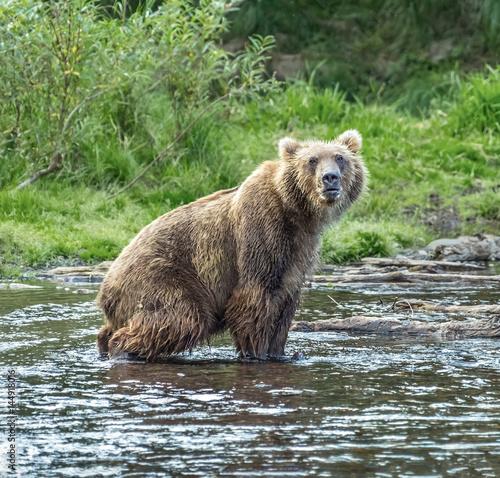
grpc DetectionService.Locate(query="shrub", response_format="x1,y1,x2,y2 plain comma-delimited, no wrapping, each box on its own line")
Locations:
0,0,279,190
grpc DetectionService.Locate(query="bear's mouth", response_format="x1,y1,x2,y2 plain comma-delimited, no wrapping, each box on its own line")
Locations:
322,187,342,202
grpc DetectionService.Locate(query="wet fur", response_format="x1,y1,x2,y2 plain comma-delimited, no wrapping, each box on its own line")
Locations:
97,130,367,361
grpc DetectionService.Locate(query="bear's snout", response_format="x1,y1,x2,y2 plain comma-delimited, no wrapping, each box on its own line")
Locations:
322,171,341,190
321,170,342,202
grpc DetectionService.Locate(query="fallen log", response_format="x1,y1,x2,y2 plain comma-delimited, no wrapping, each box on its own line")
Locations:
317,265,403,275
313,271,500,284
290,315,500,338
359,257,486,271
394,299,500,315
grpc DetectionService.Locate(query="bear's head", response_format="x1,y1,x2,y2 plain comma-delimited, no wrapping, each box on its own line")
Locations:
278,130,366,209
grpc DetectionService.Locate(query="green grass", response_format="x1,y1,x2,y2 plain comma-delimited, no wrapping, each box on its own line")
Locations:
0,187,156,273
1,67,500,278
321,218,429,265
444,66,500,134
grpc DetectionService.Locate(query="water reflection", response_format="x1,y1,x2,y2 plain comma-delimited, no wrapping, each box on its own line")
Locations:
1,281,500,477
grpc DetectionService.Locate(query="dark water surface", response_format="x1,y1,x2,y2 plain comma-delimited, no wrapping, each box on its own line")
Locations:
1,280,500,477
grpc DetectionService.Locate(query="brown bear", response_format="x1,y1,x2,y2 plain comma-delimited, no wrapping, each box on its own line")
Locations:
97,130,367,361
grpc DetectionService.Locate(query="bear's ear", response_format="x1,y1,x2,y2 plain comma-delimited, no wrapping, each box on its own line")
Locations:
336,129,362,154
279,137,300,159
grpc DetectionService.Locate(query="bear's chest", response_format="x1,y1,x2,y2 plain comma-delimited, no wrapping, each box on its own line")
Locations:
279,222,321,294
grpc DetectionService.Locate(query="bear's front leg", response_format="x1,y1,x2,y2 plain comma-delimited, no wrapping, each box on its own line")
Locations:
224,286,280,360
267,290,300,358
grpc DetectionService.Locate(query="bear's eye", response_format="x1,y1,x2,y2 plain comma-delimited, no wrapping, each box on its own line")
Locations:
309,156,318,165
336,154,344,163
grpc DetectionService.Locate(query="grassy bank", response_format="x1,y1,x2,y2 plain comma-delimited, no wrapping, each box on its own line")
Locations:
1,69,499,278
0,1,499,278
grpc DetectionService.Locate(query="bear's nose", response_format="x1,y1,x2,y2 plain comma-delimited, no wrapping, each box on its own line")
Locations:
322,171,340,188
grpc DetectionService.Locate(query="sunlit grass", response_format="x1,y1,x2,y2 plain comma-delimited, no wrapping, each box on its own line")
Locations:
444,66,500,134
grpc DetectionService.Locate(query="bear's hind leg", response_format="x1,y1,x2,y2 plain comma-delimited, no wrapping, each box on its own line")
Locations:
108,305,215,361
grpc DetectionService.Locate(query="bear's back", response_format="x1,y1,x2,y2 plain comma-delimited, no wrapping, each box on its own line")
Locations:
98,186,240,325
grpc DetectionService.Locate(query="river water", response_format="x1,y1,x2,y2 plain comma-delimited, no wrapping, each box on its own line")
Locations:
1,279,500,477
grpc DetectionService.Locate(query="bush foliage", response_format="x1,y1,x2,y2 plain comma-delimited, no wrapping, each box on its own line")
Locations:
0,0,278,189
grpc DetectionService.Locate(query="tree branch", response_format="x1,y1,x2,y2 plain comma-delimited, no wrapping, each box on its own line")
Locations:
106,93,230,201
63,88,109,134
17,153,63,190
